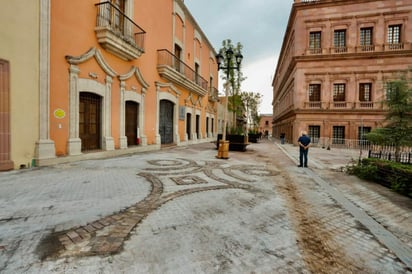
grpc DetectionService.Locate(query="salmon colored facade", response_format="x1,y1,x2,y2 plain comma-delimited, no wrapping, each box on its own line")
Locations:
0,0,220,169
258,114,272,137
272,0,412,145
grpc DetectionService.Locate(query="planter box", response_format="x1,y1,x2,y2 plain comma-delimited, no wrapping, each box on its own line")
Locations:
248,133,261,143
217,134,249,152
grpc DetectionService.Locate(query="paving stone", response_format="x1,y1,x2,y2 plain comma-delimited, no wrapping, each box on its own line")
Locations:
0,141,410,273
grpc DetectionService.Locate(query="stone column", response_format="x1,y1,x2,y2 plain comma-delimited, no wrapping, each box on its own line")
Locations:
67,65,82,155
103,75,115,150
35,0,56,161
119,81,127,149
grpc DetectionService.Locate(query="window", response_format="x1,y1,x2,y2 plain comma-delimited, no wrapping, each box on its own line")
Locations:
111,0,125,32
388,25,401,44
265,121,269,125
195,63,200,84
332,126,345,144
308,126,320,143
385,81,400,101
309,84,321,101
333,84,345,101
174,44,182,72
359,83,371,101
309,31,321,53
360,27,373,46
334,29,346,52
358,126,371,145
360,27,373,51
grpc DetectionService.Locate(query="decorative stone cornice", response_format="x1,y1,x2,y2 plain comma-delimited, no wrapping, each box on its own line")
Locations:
65,47,117,77
119,66,150,93
155,81,181,97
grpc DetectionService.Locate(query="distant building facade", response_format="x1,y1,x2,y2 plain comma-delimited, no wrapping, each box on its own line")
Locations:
259,114,272,137
0,0,219,170
272,0,412,145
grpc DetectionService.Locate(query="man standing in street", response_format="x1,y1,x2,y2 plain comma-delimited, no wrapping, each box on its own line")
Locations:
298,131,311,167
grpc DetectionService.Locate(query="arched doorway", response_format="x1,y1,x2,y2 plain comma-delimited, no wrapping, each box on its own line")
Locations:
159,99,174,144
79,92,102,151
125,101,139,146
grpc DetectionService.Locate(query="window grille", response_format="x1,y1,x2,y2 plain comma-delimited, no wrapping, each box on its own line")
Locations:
360,27,373,46
388,25,401,44
359,83,371,102
334,29,346,48
333,84,345,102
332,126,345,144
309,84,321,101
308,125,320,143
309,32,321,51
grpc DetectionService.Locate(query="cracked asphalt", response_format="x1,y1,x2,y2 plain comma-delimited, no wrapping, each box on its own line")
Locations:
0,139,411,273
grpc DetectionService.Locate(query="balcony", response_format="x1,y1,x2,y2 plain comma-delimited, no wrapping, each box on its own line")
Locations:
304,101,323,108
304,101,384,110
356,101,375,109
305,42,412,56
384,43,404,51
95,1,146,61
157,49,208,97
307,48,322,55
209,87,219,102
331,47,348,54
356,45,375,52
331,101,348,108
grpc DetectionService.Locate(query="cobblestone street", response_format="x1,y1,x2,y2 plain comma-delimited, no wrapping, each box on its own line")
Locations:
0,140,411,273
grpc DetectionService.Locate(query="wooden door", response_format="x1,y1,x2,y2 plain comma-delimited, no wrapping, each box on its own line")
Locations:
79,92,101,151
186,113,191,140
125,101,138,146
159,100,174,144
0,59,13,170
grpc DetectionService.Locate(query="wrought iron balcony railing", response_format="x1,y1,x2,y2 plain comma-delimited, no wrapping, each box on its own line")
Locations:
95,1,146,60
157,49,208,95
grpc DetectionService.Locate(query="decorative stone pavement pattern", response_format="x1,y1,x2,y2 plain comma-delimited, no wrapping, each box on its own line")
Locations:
37,158,279,259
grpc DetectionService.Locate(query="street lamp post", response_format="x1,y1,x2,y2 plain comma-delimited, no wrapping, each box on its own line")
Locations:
215,48,243,159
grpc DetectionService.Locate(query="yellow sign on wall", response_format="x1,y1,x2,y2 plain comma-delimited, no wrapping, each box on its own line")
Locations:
54,108,66,119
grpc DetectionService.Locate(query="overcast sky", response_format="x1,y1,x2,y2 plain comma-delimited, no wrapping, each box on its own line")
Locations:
184,0,293,114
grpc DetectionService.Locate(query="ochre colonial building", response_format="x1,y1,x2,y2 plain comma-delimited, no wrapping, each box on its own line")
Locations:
0,0,219,170
272,0,412,145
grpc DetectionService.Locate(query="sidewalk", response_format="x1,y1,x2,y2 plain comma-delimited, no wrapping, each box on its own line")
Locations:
274,139,362,170
0,140,411,273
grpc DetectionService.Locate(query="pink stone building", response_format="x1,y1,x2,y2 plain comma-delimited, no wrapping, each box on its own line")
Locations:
272,0,412,145
259,114,272,137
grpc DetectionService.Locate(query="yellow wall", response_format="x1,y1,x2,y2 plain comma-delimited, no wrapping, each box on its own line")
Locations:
0,0,40,168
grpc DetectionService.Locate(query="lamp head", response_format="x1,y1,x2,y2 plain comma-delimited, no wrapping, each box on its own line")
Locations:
216,53,223,70
225,48,234,60
235,53,243,66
